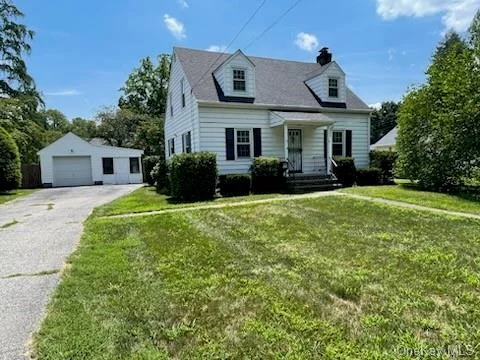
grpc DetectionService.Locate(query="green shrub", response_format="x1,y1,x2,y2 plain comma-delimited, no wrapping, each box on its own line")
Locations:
333,157,356,187
356,167,382,186
0,127,21,191
143,155,161,186
219,174,251,197
151,161,169,194
370,150,397,184
169,152,217,201
251,157,284,193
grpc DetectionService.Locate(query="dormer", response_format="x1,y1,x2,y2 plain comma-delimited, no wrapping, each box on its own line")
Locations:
213,50,256,99
305,48,346,104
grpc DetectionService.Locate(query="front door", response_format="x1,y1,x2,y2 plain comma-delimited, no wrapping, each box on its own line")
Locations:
288,129,302,173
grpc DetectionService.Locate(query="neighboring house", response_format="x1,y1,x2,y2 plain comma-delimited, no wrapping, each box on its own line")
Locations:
164,47,371,175
38,132,144,187
371,126,397,151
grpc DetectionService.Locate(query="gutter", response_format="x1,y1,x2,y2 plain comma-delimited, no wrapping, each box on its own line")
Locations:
197,100,372,115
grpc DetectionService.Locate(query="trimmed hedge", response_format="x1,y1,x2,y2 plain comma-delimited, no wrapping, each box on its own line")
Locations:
333,157,356,187
151,161,169,194
219,174,251,197
251,157,285,193
143,155,161,186
169,152,217,201
0,127,21,191
356,167,382,186
370,150,397,184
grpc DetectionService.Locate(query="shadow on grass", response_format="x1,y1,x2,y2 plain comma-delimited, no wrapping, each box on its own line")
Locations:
398,182,480,204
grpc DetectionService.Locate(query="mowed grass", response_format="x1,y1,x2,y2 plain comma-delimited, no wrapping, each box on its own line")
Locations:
0,189,35,205
342,184,480,215
93,186,283,217
34,196,480,359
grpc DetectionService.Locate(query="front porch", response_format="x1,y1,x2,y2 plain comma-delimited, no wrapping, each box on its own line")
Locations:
270,111,336,177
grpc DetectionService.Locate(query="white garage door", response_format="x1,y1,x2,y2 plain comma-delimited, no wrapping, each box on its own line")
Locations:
53,156,93,187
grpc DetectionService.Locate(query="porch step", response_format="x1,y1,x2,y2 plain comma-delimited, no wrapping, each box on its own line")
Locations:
286,175,342,194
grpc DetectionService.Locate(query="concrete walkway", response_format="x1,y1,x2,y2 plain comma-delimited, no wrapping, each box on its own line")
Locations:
0,185,141,360
341,193,480,220
104,190,480,222
103,191,342,219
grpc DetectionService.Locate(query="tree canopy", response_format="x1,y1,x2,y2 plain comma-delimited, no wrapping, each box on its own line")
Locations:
119,55,170,117
0,0,37,98
397,13,480,191
370,101,399,144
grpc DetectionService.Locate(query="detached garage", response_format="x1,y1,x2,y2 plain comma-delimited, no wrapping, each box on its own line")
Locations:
38,132,144,187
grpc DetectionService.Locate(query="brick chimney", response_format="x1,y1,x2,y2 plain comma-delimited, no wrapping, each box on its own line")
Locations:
317,47,332,66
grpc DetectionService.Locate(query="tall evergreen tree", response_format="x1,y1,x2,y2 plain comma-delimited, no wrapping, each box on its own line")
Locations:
0,0,37,98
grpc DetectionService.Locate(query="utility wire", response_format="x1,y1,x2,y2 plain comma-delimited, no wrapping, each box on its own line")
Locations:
190,0,267,91
245,0,304,50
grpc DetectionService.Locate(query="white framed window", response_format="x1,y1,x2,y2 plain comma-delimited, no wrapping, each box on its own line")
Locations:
235,129,251,159
328,78,339,98
332,130,345,157
233,69,246,92
168,138,175,156
169,93,173,117
182,131,192,153
180,79,186,108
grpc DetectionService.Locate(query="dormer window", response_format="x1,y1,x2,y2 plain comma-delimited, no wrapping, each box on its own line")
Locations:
233,69,246,91
328,78,338,98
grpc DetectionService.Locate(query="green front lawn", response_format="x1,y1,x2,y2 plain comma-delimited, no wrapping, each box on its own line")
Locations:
0,189,35,205
34,196,480,359
93,186,284,217
342,184,480,215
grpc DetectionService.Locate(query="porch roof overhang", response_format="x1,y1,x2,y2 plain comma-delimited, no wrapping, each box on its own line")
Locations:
270,111,336,127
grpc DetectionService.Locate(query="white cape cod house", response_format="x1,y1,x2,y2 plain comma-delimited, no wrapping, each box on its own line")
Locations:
165,47,371,176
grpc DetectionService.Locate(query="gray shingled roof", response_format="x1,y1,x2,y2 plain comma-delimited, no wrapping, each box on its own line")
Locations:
175,47,370,111
371,127,397,148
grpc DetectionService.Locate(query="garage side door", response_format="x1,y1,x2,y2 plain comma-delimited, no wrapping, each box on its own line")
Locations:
53,156,93,187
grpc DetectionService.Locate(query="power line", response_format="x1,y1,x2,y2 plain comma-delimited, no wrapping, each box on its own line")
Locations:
191,0,267,91
245,0,304,50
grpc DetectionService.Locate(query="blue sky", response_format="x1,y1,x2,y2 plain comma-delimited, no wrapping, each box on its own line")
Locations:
16,0,479,119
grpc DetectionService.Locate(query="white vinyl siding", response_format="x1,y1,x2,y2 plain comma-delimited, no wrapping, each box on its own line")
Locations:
306,62,346,103
198,106,369,175
39,133,143,186
164,49,199,159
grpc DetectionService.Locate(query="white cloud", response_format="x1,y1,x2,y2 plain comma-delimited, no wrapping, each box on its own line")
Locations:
388,48,396,61
206,45,228,52
294,32,319,52
369,102,382,110
163,14,186,40
376,0,480,32
45,89,82,96
178,0,188,8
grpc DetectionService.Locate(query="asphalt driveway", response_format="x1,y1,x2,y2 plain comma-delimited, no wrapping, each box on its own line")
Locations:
0,185,142,360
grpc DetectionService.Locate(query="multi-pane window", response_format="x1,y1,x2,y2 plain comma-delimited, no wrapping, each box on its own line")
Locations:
168,138,175,156
233,69,246,91
182,131,192,153
328,78,338,98
236,129,251,158
102,158,114,174
181,79,186,108
332,131,344,157
129,157,140,174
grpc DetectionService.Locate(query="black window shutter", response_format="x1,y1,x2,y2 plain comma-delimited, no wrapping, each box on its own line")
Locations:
225,128,235,161
346,130,352,157
323,130,327,159
253,128,262,157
